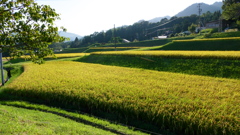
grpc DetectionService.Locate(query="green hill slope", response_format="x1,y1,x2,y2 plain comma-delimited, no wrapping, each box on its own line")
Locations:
149,38,240,51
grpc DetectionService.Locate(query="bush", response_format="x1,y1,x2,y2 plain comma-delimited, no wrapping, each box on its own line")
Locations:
200,28,218,34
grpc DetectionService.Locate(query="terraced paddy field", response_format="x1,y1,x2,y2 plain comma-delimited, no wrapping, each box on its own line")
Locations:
91,51,240,59
2,27,240,135
78,51,240,80
2,60,240,135
150,37,240,51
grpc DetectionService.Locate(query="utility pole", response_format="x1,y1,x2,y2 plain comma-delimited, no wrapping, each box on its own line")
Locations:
197,3,202,28
219,18,223,32
0,50,4,86
114,24,116,50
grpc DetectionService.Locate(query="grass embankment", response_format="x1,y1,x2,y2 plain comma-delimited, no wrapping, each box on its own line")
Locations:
0,105,118,135
1,65,23,85
210,31,240,38
0,101,149,135
78,51,240,79
2,61,239,135
148,37,240,51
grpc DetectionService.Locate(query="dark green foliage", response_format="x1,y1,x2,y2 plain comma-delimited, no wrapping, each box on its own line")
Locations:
0,0,67,64
76,55,240,79
222,3,240,24
70,37,80,48
49,41,71,50
201,11,221,25
188,23,197,33
222,0,240,26
222,0,240,10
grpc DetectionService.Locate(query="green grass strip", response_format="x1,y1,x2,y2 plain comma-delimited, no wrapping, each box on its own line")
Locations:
0,101,149,135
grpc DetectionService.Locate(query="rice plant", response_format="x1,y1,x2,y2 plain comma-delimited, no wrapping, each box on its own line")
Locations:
4,61,240,135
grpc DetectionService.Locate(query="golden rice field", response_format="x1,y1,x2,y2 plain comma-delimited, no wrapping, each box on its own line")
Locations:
53,53,89,58
5,61,240,135
89,47,142,49
92,51,240,60
15,53,89,60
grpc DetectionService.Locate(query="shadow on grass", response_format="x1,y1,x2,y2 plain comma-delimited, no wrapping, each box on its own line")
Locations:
3,58,28,64
74,55,240,80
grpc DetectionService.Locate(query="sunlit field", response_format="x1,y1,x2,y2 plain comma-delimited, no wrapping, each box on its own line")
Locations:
53,53,89,58
5,61,240,135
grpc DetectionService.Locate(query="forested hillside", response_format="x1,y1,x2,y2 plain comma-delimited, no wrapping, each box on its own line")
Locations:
54,10,221,49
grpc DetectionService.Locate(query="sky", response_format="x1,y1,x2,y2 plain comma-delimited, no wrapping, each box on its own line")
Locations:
36,0,222,36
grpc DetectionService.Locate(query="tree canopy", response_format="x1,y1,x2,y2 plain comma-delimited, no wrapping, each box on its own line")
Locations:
188,23,197,34
222,0,240,10
222,1,240,25
0,0,67,64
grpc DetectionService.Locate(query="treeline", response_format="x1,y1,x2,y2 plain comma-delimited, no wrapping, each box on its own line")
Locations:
51,11,221,49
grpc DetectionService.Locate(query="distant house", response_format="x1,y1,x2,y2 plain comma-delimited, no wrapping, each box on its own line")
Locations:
181,31,191,35
54,49,62,52
122,39,130,43
205,21,219,28
165,30,173,35
152,36,167,40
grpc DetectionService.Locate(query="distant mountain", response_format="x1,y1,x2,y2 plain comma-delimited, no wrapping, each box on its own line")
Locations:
212,2,223,8
148,16,171,23
58,31,82,41
175,2,223,17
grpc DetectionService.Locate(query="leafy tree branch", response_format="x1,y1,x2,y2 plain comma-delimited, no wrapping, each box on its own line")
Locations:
0,0,67,64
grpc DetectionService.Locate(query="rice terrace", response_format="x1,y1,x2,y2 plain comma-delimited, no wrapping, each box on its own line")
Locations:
0,33,239,135
0,0,240,135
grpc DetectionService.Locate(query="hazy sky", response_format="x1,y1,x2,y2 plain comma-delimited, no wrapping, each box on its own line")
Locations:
36,0,222,36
